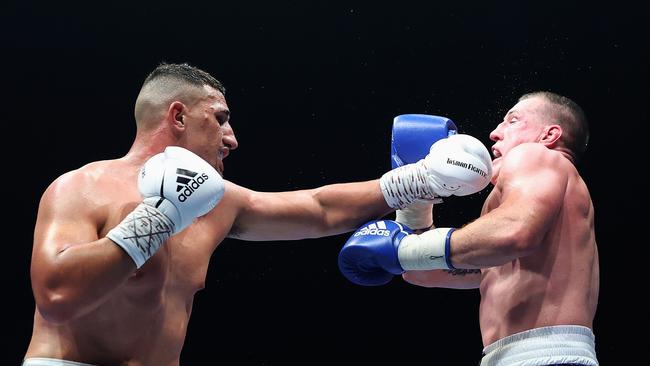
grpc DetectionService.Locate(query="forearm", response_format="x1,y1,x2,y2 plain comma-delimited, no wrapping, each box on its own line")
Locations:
33,238,135,323
311,179,392,235
231,180,392,241
402,269,481,289
397,206,537,273
449,209,536,269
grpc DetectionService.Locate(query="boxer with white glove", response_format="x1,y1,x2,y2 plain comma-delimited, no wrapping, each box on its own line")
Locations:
380,133,493,209
338,219,456,286
107,146,225,268
390,114,457,230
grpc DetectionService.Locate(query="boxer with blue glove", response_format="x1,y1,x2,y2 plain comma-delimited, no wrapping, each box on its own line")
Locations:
342,92,601,366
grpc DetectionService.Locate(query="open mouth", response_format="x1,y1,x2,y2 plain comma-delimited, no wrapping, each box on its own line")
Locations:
217,147,230,161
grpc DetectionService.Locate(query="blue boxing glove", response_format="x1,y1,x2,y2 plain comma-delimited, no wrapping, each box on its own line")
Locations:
338,220,457,286
391,114,457,230
338,220,412,286
390,114,457,169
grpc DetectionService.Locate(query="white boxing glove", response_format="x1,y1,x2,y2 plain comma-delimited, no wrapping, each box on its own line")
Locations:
380,134,492,209
421,134,493,197
107,146,225,267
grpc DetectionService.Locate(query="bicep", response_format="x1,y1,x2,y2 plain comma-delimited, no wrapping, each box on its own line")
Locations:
32,180,103,275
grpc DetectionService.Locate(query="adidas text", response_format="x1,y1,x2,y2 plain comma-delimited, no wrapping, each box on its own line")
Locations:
178,173,210,202
354,228,391,237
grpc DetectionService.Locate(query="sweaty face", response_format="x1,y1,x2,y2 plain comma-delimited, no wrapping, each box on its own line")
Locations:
488,96,550,182
183,86,238,175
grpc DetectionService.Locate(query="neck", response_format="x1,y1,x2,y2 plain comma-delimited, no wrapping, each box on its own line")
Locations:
124,128,179,166
555,147,576,165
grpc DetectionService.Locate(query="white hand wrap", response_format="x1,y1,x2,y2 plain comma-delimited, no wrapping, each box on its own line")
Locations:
397,228,456,270
106,198,175,268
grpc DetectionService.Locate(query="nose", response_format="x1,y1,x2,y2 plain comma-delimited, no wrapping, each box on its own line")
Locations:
221,122,238,156
489,122,504,142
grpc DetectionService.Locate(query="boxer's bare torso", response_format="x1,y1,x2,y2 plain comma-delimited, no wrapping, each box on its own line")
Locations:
478,145,599,346
27,159,231,365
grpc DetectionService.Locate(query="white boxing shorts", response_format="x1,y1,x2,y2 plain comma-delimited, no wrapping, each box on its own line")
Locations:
22,358,97,366
480,325,598,366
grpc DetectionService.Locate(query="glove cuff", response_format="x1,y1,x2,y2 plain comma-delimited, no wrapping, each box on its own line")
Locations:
397,228,456,270
106,202,175,268
380,162,438,209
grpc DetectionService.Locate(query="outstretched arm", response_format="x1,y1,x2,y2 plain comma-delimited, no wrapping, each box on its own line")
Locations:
226,179,392,241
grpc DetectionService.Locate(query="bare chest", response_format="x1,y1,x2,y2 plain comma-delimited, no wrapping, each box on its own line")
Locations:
124,221,228,296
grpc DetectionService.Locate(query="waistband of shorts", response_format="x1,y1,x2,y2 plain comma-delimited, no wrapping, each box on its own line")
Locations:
22,357,98,366
480,325,598,366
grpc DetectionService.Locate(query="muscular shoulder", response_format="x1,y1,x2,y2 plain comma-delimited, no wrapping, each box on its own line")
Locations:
501,143,568,177
504,143,555,166
218,180,251,209
44,162,109,200
40,161,125,221
497,143,572,204
204,180,250,235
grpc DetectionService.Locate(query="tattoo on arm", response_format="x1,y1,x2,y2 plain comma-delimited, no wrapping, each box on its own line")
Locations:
443,269,481,276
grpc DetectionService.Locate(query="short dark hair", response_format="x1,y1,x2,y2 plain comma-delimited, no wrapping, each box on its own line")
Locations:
143,62,226,95
519,91,589,163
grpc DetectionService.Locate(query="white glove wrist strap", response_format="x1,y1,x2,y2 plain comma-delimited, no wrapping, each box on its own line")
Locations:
106,202,175,268
397,228,456,270
380,161,438,209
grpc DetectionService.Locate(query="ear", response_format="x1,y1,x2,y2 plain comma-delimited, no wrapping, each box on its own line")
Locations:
166,101,186,131
540,124,562,147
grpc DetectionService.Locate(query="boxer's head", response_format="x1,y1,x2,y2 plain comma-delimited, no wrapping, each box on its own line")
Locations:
134,62,237,174
490,91,589,175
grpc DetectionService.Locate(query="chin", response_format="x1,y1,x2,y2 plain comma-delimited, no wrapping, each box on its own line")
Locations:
216,162,225,176
490,167,500,185
490,175,499,185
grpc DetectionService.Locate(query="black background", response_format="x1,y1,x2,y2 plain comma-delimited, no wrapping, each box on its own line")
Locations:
3,1,645,364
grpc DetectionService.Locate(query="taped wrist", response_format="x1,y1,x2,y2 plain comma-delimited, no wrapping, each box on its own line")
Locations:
397,228,456,270
395,199,436,231
380,161,438,209
106,202,175,268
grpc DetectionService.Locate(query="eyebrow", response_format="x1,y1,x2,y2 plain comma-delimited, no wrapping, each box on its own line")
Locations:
505,109,520,118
